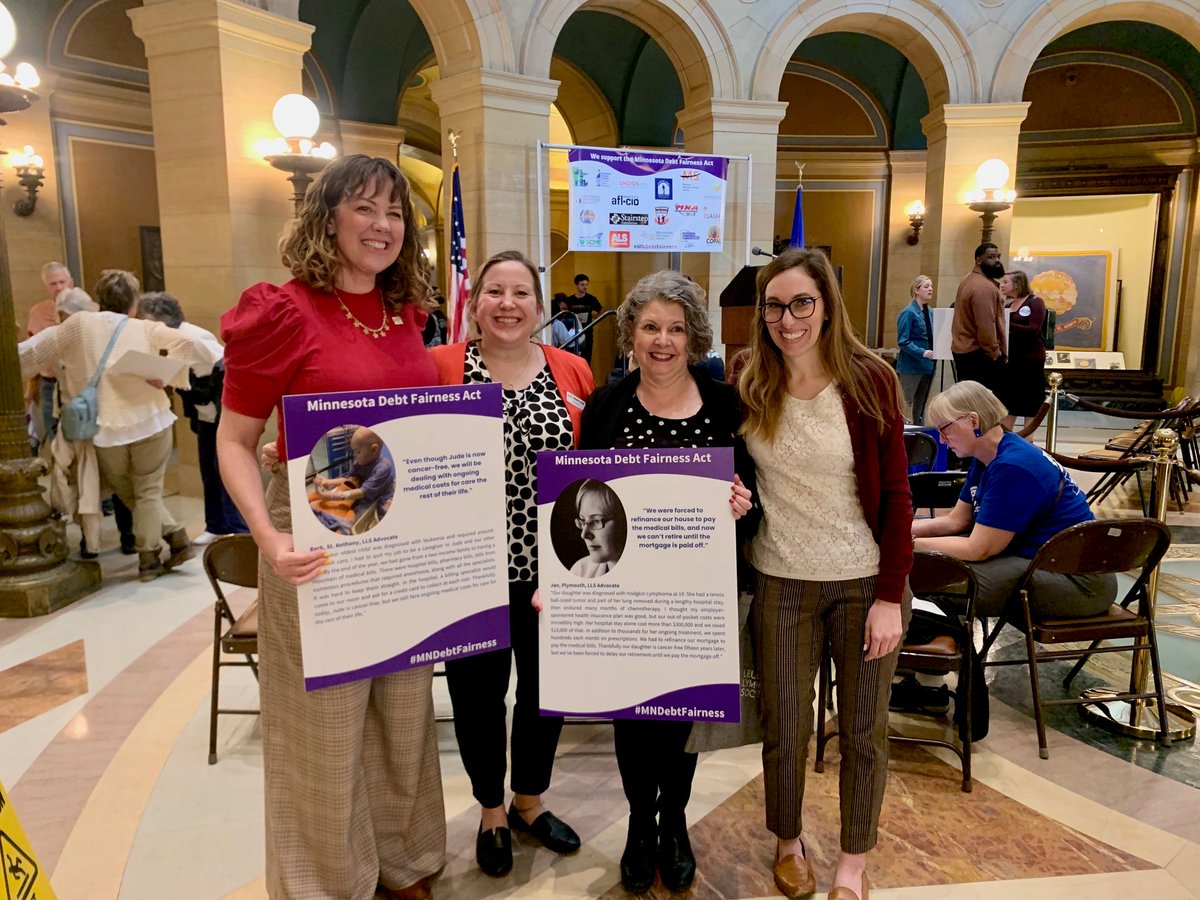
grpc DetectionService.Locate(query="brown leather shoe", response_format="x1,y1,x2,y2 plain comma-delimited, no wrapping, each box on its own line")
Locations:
828,873,869,900
377,877,432,900
772,851,816,898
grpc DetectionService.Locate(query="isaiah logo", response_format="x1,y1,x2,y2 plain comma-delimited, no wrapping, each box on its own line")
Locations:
654,178,673,199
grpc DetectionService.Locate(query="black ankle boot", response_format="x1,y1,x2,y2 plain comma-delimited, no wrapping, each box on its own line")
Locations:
620,815,657,894
657,814,696,892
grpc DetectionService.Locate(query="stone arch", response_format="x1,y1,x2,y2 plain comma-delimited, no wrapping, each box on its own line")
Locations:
751,1,977,108
992,0,1200,102
520,0,739,107
404,0,511,76
549,56,620,146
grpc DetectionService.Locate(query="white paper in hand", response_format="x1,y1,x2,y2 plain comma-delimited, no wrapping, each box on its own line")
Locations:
108,349,188,384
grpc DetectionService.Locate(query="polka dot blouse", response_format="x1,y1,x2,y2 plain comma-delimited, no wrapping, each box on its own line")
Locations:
612,393,727,450
465,343,574,582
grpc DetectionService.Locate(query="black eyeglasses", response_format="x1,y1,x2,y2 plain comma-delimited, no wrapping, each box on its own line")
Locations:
760,296,819,323
575,516,612,531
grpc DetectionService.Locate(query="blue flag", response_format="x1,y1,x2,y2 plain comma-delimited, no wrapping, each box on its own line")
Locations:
789,184,804,248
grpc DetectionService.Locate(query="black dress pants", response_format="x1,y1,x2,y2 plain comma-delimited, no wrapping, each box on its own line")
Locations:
444,580,563,808
613,719,698,823
953,349,1003,392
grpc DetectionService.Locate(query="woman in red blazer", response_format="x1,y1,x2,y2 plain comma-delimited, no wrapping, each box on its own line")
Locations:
429,251,593,879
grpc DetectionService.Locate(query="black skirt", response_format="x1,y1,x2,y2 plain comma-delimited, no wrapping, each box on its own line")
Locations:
998,357,1047,416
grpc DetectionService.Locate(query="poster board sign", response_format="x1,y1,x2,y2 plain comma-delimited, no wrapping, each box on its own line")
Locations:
567,147,728,253
537,448,739,721
282,384,508,691
930,307,1011,361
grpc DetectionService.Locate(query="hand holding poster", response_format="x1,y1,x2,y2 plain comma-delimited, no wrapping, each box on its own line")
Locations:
537,448,739,720
567,147,728,253
283,384,508,690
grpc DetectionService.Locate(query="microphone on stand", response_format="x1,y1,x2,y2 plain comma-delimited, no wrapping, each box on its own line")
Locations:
751,246,776,259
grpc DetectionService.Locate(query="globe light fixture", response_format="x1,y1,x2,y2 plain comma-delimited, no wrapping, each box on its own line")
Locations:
965,157,1017,243
264,93,336,216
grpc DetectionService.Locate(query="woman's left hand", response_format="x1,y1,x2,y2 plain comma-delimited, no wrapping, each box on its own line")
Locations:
730,474,753,520
863,599,903,661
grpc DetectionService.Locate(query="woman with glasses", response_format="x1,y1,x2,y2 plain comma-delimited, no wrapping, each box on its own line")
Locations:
559,269,756,893
428,251,594,878
738,247,911,900
570,479,626,576
913,380,1113,618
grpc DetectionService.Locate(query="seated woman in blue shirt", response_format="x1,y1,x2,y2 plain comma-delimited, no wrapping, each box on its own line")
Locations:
911,380,1116,618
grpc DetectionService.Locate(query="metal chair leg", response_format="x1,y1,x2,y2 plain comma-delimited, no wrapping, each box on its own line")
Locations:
208,604,224,765
1146,625,1174,749
1020,592,1051,760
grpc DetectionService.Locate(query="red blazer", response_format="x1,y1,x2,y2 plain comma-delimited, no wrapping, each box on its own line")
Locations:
841,363,913,604
428,341,595,446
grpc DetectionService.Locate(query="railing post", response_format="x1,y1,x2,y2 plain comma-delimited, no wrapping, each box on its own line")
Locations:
1044,372,1062,453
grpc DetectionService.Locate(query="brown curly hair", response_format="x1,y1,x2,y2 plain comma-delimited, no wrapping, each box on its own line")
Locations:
279,154,429,306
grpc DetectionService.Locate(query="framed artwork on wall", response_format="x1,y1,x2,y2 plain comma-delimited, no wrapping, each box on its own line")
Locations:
140,226,165,292
1009,248,1118,351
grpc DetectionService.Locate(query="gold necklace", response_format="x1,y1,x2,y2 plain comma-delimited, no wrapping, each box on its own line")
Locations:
335,288,390,339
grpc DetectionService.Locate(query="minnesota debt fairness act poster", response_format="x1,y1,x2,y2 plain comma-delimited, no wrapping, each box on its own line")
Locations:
567,147,728,253
537,447,740,721
283,384,507,691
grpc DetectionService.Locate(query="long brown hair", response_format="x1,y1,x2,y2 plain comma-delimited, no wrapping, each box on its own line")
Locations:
738,247,900,441
279,154,429,306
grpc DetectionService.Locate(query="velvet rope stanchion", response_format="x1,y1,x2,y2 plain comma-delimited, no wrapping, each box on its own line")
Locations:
1044,372,1062,453
1079,428,1197,743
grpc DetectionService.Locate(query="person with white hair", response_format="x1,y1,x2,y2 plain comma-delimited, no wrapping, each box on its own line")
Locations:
26,261,75,449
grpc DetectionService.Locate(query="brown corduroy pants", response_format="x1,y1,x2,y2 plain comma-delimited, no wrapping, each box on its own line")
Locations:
752,571,909,854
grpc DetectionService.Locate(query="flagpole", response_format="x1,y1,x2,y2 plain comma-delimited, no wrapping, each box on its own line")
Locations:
790,161,805,249
447,129,471,343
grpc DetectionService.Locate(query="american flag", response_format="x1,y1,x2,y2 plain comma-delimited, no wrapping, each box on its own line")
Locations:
448,163,470,342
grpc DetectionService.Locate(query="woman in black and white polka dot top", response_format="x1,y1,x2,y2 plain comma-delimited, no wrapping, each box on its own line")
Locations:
575,269,759,895
428,251,595,879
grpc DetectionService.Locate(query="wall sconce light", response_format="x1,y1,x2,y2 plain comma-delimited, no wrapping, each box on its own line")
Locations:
10,144,42,215
263,93,336,216
904,200,925,245
964,159,1016,243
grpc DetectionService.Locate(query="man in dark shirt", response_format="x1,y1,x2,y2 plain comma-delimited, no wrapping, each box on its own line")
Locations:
567,273,602,362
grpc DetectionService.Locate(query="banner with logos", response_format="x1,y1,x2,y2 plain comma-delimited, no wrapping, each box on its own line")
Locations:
567,147,728,253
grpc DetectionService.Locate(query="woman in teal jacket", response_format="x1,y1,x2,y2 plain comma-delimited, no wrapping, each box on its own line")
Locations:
896,274,936,424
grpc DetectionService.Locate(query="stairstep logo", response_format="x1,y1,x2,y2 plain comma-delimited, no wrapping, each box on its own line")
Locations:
608,231,631,248
609,212,648,226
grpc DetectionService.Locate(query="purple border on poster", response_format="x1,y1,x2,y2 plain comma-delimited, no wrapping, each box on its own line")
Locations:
542,682,739,722
568,147,728,179
536,446,733,504
304,604,509,691
282,383,503,459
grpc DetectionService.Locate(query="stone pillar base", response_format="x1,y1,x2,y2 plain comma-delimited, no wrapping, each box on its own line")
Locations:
0,559,101,617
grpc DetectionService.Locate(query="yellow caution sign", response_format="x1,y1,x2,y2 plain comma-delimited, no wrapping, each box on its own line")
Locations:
0,780,55,900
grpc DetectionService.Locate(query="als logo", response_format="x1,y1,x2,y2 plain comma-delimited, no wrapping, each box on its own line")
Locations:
609,230,631,248
610,195,640,207
579,208,596,224
610,212,649,225
706,225,722,244
654,206,670,225
654,178,673,199
674,204,698,216
577,232,604,247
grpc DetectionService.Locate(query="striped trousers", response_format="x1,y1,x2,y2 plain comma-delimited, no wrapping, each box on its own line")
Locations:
752,572,909,854
260,471,446,898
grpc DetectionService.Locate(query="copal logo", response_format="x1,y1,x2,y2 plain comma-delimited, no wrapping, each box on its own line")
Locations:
654,206,670,225
674,204,698,216
610,195,640,207
579,208,596,224
609,231,631,248
654,178,673,199
706,225,722,244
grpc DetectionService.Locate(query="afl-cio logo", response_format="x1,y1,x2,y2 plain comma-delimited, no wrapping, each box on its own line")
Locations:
579,208,596,224
706,225,722,244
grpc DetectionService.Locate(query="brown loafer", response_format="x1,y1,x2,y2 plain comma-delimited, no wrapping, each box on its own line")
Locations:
772,851,816,899
828,873,869,900
377,877,432,900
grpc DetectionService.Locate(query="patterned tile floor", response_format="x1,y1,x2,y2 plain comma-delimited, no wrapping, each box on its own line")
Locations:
1,412,1199,899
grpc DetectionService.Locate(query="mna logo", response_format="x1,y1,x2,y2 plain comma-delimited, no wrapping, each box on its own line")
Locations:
674,204,698,215
610,195,639,207
608,230,631,248
654,178,673,199
654,207,670,225
579,208,596,224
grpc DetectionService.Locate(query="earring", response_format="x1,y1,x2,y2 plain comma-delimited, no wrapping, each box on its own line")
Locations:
326,227,335,237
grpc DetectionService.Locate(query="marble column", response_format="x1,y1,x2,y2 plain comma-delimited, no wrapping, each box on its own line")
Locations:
678,98,787,349
919,103,1029,308
129,0,311,494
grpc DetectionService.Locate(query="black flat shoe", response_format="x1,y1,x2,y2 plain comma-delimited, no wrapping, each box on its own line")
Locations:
507,803,581,855
475,824,512,877
620,817,657,894
657,816,696,892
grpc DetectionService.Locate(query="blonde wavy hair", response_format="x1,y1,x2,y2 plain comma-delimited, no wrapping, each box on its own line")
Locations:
279,154,428,306
738,247,901,441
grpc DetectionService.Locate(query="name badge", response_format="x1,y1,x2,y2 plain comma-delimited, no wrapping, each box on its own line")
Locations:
566,392,586,410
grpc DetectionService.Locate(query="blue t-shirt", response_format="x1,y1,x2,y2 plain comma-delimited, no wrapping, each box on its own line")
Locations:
958,431,1093,558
